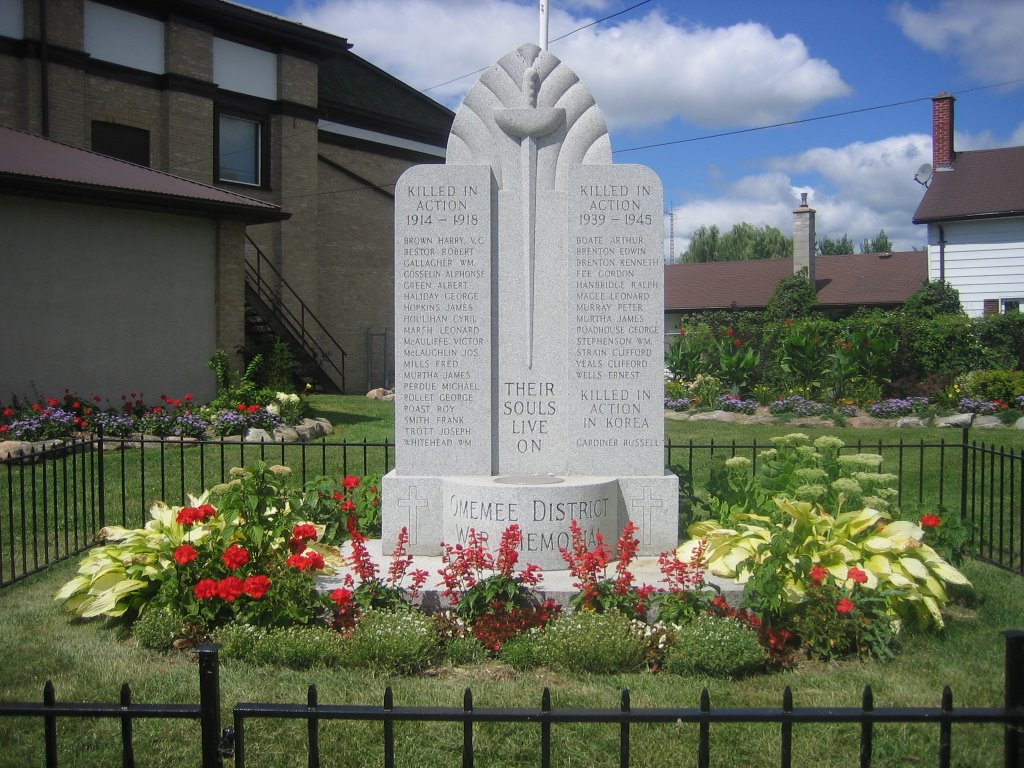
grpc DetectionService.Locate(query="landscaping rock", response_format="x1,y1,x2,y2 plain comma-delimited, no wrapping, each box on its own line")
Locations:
244,428,273,443
786,416,834,428
897,416,928,428
935,413,973,429
689,410,738,423
0,440,30,461
313,417,335,435
366,387,392,400
742,413,779,425
973,415,1004,429
664,410,691,421
1014,417,1024,430
295,418,328,441
273,425,300,443
845,415,892,428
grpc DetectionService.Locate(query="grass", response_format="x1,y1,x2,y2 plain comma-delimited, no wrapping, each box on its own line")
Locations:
0,558,1019,767
1,397,1022,764
3,396,1023,584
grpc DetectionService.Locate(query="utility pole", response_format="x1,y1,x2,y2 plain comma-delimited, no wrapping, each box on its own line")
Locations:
539,1,549,50
665,205,676,263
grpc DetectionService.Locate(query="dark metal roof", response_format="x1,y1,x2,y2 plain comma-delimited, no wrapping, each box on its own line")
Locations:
107,0,351,58
319,52,454,147
913,146,1024,224
0,125,288,222
665,251,928,311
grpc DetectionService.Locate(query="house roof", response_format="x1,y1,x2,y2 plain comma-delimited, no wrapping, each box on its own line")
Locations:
0,125,288,223
319,53,454,148
913,146,1024,224
664,251,928,312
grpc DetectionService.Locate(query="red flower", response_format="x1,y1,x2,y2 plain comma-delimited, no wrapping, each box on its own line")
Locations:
32,404,42,412
725,328,734,337
919,513,941,529
305,551,325,570
194,578,218,600
330,588,353,607
173,544,199,565
342,475,360,490
340,500,356,512
222,544,250,570
734,338,742,347
287,551,324,571
836,598,855,614
0,426,8,434
217,576,245,602
292,524,318,541
47,398,59,407
848,567,868,584
810,565,828,585
185,394,193,402
243,574,271,599
247,404,260,414
2,408,13,417
236,404,247,412
177,507,202,525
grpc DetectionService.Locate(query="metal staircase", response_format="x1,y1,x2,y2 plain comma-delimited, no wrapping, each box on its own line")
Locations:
243,236,346,393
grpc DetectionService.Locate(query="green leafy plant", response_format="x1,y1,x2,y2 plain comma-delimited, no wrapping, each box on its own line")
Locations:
533,610,648,674
344,609,439,674
666,325,715,380
681,497,971,631
716,328,759,395
664,613,766,678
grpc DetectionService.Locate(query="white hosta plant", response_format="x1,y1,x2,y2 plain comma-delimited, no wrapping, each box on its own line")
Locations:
678,498,970,629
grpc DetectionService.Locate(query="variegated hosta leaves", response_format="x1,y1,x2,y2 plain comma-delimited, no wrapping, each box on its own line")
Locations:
677,498,970,629
54,496,212,619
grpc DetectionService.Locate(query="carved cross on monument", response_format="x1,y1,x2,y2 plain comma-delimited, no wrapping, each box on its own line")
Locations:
396,486,429,545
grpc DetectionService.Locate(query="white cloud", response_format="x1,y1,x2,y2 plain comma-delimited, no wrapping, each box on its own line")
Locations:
893,0,1024,84
292,0,849,131
669,135,933,257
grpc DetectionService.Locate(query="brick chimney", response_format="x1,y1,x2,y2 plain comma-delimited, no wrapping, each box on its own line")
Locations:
932,92,955,169
793,192,816,284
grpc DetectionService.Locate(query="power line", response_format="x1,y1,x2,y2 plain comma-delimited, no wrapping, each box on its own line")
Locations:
422,0,653,93
613,78,1024,155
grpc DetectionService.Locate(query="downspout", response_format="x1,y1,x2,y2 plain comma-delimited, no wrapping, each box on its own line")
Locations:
937,224,946,282
38,0,49,137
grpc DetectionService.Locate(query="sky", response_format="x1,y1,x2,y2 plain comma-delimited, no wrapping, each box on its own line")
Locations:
243,0,1023,259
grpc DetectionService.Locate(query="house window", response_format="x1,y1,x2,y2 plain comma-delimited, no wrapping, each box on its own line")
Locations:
91,121,150,166
217,114,263,186
983,299,999,316
1003,299,1023,314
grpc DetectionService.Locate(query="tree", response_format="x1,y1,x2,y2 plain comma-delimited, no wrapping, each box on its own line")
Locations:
683,222,791,263
817,233,855,255
764,268,819,323
684,225,720,263
902,280,964,318
860,229,893,254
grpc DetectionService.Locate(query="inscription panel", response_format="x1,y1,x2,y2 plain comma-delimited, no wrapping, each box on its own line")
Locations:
394,165,493,475
567,165,665,476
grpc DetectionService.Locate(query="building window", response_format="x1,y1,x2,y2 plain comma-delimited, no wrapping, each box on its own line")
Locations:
1003,299,1023,314
217,114,263,186
983,299,1000,316
91,121,150,166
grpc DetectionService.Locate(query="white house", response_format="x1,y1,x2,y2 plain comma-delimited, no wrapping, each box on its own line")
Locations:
913,93,1024,316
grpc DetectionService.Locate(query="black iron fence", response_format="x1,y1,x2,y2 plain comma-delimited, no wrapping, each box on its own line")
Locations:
1,633,1022,768
1,428,1023,588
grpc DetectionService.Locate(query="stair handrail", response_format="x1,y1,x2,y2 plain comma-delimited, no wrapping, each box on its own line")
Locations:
244,235,347,392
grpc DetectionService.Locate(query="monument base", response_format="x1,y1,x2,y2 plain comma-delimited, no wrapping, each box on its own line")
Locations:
383,470,679,570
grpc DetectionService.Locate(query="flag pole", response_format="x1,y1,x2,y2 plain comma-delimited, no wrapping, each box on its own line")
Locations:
539,1,549,50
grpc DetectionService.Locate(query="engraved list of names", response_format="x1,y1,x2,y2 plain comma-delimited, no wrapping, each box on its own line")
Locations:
394,166,492,475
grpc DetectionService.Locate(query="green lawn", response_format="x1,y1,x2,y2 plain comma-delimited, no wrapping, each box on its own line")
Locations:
0,558,1020,767
0,397,1022,765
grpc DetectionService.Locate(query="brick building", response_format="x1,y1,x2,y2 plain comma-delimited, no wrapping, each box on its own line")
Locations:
0,0,453,392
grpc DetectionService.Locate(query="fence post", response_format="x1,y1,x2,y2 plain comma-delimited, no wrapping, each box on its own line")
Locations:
198,644,223,768
960,427,970,524
1006,630,1024,768
96,427,105,529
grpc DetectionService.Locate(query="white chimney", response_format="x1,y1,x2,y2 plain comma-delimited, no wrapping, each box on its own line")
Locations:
793,192,816,284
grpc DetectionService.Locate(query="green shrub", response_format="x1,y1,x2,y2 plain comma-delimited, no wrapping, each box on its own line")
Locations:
902,280,964,318
445,636,488,666
957,369,1024,402
764,270,819,324
904,314,982,377
133,606,187,651
214,624,348,669
533,611,647,674
497,635,541,670
346,610,438,674
664,614,766,678
975,312,1024,370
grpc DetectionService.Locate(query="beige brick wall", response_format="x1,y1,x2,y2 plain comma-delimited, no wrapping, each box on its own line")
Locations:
166,19,212,82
